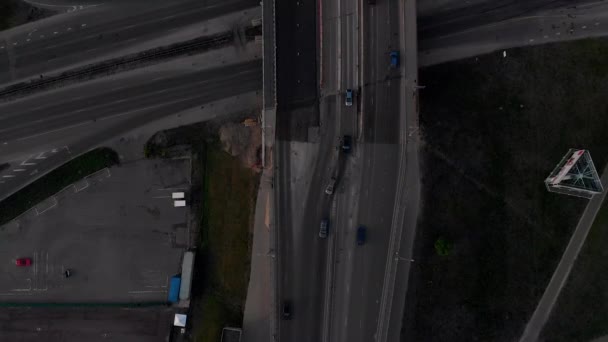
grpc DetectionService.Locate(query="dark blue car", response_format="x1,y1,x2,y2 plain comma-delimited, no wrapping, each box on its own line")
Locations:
390,50,399,68
357,226,367,245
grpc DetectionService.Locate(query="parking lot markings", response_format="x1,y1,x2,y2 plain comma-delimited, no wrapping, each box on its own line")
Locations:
35,198,58,215
12,278,31,292
74,180,89,192
20,156,35,166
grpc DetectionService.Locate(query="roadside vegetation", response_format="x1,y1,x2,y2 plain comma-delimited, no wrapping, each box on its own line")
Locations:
144,117,259,342
0,0,54,30
0,147,119,226
542,197,608,341
403,38,608,341
192,144,258,342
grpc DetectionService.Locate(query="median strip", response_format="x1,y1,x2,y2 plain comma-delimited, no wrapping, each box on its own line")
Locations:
0,147,119,226
0,24,262,102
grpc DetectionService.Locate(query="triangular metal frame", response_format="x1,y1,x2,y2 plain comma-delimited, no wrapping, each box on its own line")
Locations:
545,149,603,199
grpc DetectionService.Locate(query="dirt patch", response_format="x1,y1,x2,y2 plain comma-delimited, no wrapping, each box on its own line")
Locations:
218,118,262,171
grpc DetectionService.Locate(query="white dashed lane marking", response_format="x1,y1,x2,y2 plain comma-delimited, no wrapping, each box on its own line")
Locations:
10,24,87,45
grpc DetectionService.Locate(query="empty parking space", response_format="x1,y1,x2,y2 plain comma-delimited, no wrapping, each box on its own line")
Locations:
0,158,191,302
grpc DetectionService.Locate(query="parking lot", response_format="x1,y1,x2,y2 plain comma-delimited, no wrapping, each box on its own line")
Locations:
0,158,191,303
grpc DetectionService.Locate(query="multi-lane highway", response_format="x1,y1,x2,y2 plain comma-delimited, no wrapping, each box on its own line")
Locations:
0,56,261,199
0,0,262,201
327,0,405,339
275,0,418,340
0,61,260,143
0,0,258,83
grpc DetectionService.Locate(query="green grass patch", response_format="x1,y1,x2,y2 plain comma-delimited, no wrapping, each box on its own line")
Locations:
404,38,608,341
0,0,16,30
0,0,54,30
0,147,119,226
541,197,608,341
191,143,258,342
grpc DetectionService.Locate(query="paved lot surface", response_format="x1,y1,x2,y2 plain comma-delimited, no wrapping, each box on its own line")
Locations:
0,306,174,342
0,158,190,302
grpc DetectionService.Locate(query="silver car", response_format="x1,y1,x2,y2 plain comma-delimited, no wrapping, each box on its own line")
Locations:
319,219,329,238
325,177,337,195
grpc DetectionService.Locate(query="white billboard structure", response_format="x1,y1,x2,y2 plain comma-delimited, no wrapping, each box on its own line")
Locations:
545,149,603,198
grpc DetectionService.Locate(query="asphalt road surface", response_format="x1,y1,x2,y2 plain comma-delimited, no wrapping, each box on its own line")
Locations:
0,0,258,83
0,306,175,342
418,0,597,40
274,0,325,339
0,158,189,302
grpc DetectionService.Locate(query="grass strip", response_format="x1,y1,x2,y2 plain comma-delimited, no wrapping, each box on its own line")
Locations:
192,143,258,342
0,147,119,226
405,37,608,341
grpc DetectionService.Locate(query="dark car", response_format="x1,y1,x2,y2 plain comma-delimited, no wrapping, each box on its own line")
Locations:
282,301,292,319
368,0,376,4
342,135,352,153
357,226,367,245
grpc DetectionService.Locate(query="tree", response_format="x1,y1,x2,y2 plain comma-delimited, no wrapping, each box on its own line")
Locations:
434,237,452,256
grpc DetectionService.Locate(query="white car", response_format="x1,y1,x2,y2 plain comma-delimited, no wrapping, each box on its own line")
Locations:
345,89,353,106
